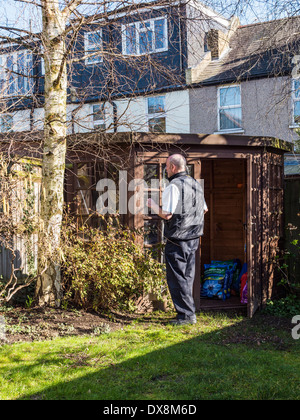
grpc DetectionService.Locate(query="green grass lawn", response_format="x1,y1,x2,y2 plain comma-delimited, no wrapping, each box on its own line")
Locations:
0,312,299,400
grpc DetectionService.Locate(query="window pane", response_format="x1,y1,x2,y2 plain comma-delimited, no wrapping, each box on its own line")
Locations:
126,25,136,55
88,32,102,48
17,52,25,94
294,100,300,124
0,56,3,85
186,164,194,177
154,19,166,50
144,164,159,187
148,96,165,114
26,53,33,93
220,86,241,107
94,123,106,131
220,108,242,130
86,31,102,63
0,56,6,95
7,56,15,95
139,28,153,54
144,220,159,245
1,115,13,132
93,104,105,121
93,105,105,130
88,55,101,64
149,117,166,133
139,21,151,30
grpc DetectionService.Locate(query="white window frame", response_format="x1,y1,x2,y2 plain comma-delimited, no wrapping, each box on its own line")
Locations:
92,104,106,131
84,30,103,65
0,51,33,97
122,16,168,56
147,95,166,133
291,78,300,128
217,84,243,133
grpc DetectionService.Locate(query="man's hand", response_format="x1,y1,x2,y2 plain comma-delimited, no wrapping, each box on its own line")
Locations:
147,198,158,211
147,198,172,220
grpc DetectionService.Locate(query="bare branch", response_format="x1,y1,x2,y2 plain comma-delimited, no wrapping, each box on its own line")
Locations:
62,0,84,19
14,0,42,7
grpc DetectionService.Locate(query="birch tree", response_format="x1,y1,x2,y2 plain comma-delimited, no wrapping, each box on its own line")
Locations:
35,1,81,306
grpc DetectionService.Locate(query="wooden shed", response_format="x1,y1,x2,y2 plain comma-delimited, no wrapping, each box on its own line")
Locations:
1,131,293,317
63,132,293,318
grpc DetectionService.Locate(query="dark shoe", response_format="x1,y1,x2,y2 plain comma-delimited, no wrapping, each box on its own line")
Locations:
169,316,197,326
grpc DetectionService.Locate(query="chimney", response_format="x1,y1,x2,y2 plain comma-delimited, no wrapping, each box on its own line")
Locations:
206,17,240,60
206,29,223,60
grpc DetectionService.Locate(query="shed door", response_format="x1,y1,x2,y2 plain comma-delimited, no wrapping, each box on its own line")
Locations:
247,155,262,318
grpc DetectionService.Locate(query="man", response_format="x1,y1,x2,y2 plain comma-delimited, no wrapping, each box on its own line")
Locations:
147,154,208,326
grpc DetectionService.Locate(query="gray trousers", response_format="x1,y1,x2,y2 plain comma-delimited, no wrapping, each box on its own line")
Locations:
165,238,199,320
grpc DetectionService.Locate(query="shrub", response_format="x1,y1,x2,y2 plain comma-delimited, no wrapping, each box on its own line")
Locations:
61,216,167,313
264,295,300,318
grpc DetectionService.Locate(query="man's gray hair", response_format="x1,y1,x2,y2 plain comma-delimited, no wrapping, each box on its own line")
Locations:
168,154,186,170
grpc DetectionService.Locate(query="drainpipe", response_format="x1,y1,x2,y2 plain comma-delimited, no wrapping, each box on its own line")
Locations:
112,101,117,133
178,1,183,76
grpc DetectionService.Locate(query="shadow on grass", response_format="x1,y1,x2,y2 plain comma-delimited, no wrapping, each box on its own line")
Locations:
11,315,300,400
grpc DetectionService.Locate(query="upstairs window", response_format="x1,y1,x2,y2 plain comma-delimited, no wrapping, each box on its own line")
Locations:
84,30,103,64
218,85,242,132
147,96,166,133
292,79,300,125
0,51,33,97
122,17,168,56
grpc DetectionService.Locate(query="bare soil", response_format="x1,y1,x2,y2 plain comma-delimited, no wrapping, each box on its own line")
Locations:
0,305,294,350
0,306,134,344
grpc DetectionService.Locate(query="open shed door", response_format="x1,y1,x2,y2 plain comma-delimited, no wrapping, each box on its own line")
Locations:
247,154,263,317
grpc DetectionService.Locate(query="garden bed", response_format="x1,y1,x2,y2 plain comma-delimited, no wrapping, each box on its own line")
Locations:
0,306,129,344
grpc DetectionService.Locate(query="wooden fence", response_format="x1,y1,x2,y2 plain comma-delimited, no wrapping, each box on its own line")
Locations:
0,157,41,281
284,177,300,283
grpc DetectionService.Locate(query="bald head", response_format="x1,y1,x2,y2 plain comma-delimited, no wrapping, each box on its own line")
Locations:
168,154,186,170
166,154,186,178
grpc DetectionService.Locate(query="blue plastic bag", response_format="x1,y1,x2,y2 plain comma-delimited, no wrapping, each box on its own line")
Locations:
201,279,223,298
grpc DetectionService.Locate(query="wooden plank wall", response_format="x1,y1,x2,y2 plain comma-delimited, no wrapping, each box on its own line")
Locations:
261,152,285,302
0,161,41,281
201,159,246,267
284,177,300,284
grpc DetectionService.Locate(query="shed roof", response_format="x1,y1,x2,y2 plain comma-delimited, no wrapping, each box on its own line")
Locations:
131,132,294,152
192,16,300,85
0,132,294,158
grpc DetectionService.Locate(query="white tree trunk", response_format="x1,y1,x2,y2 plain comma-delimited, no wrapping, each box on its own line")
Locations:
36,1,67,306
